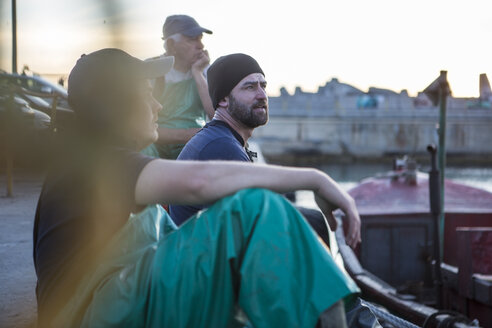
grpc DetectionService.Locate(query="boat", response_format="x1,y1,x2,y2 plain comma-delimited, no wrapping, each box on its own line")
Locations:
334,153,492,327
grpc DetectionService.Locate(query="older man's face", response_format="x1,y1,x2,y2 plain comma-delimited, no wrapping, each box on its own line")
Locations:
172,34,205,68
228,73,268,129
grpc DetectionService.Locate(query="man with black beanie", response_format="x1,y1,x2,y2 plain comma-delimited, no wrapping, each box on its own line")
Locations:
170,54,331,248
169,54,383,328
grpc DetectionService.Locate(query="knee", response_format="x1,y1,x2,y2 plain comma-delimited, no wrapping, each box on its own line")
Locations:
230,188,306,230
235,188,293,214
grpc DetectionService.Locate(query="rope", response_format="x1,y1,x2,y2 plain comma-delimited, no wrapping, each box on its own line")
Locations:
360,300,420,328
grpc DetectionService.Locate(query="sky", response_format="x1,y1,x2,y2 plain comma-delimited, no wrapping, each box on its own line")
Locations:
1,0,492,97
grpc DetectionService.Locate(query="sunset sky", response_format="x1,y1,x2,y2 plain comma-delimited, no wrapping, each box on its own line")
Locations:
1,0,491,97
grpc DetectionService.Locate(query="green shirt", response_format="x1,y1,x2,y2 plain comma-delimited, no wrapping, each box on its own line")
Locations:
153,74,207,160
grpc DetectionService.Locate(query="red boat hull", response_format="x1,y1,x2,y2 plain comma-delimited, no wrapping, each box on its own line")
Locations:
345,171,492,327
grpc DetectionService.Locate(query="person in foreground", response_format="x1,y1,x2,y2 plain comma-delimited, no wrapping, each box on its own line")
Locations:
33,48,361,328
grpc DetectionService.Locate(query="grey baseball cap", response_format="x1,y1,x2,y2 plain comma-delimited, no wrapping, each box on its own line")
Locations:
162,15,212,39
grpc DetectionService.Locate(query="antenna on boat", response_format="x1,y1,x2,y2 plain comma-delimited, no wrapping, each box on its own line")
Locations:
427,144,443,309
423,71,451,262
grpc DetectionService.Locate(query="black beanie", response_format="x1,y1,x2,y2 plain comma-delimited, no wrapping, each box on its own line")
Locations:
207,53,264,109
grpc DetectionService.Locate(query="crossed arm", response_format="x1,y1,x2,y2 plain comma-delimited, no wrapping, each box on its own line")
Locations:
191,50,214,119
192,68,214,119
135,159,361,248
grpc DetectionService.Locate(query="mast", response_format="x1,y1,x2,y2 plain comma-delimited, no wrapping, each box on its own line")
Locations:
423,71,451,259
437,71,448,259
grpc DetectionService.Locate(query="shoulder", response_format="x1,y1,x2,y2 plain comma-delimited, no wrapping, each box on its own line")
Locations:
178,123,249,162
112,148,154,165
105,148,156,179
178,123,224,153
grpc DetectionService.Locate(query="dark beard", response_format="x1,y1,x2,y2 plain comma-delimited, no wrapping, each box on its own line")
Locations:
228,95,268,129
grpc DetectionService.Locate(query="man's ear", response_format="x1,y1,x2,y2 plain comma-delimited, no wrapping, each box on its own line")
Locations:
217,96,229,110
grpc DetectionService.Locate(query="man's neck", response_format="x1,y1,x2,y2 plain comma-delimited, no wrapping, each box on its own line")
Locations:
213,109,253,144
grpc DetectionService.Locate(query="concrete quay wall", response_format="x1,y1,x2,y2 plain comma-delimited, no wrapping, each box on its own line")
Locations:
253,110,492,163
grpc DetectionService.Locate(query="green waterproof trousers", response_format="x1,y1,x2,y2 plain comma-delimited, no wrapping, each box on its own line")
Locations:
55,188,359,327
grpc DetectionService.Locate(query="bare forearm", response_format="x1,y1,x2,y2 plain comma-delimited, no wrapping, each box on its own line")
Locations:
137,159,347,209
223,163,354,213
192,70,214,119
135,158,360,245
156,127,200,145
198,162,320,203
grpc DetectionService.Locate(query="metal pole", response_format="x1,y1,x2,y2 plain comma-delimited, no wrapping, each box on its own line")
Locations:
427,144,442,308
6,0,17,197
437,71,447,260
11,0,17,73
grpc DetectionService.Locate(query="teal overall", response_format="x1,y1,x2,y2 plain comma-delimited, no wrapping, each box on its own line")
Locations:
54,189,359,327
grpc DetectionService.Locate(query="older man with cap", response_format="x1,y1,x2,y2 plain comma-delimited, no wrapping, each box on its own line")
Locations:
144,14,214,159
